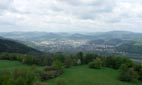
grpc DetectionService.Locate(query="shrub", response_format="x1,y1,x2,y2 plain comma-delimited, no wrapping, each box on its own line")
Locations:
84,53,98,64
105,56,133,69
119,64,139,82
0,69,38,85
44,66,56,71
138,67,142,81
88,62,95,68
40,64,64,81
56,78,67,85
88,57,103,69
52,60,64,70
64,57,73,68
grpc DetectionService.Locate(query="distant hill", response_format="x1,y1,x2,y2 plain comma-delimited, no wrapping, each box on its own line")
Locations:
0,31,142,57
1,31,142,41
0,38,42,55
93,31,142,40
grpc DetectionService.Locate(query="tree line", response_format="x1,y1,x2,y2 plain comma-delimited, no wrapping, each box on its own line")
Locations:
0,52,142,85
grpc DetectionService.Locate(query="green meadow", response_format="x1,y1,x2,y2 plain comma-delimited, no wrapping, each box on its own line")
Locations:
46,65,142,85
0,60,141,85
0,60,30,71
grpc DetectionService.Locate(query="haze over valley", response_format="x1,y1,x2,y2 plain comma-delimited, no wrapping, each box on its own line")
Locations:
0,31,142,61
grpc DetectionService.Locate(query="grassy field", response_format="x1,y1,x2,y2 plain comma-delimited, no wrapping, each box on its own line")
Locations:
0,60,30,71
0,60,142,85
46,65,142,85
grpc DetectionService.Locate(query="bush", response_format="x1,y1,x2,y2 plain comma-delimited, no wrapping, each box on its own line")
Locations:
40,64,64,81
88,62,95,68
52,60,64,70
105,56,133,69
40,70,64,81
84,53,98,64
119,64,139,82
64,57,74,68
0,71,12,85
138,67,142,81
88,57,103,69
0,69,38,85
44,66,56,71
56,78,67,85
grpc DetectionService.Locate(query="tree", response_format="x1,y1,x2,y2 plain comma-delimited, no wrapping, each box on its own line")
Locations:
84,53,97,64
105,56,133,69
0,71,12,85
138,67,142,81
77,59,81,65
64,57,73,68
52,60,64,70
119,64,139,82
88,62,95,68
0,69,37,85
88,57,103,69
54,54,65,63
94,58,103,69
77,52,84,64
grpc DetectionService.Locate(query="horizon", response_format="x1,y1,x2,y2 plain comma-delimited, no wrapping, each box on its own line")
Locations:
0,30,141,34
0,0,142,32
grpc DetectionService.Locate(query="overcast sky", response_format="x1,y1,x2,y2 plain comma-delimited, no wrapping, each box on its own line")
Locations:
0,0,142,32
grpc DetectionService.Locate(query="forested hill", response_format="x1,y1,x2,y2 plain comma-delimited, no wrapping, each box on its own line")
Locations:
0,38,42,55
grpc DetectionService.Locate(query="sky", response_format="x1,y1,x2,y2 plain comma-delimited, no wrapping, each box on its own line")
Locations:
0,0,142,32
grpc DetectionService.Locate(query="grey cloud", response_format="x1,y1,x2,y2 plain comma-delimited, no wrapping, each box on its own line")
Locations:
61,0,81,6
0,0,142,32
0,0,13,15
0,0,13,9
0,21,15,26
59,0,115,20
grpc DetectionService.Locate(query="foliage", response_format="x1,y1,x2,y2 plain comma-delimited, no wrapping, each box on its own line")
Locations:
0,53,53,66
56,78,67,85
105,56,133,69
88,57,103,69
138,68,142,81
117,43,142,54
54,54,65,63
64,57,74,68
39,60,64,81
77,52,84,64
47,65,142,85
0,69,38,85
52,60,64,70
119,64,139,82
84,53,98,64
0,38,42,55
1,52,142,83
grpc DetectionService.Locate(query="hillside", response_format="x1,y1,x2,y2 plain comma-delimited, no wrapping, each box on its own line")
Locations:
0,60,141,85
0,38,41,55
45,65,142,85
0,31,142,59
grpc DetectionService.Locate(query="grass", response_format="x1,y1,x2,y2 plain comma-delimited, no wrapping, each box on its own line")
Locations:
0,60,141,85
0,60,43,71
46,65,142,85
0,60,30,70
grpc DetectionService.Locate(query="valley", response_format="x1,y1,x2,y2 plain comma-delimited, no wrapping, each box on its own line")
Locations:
0,31,142,85
0,31,142,60
0,0,142,85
